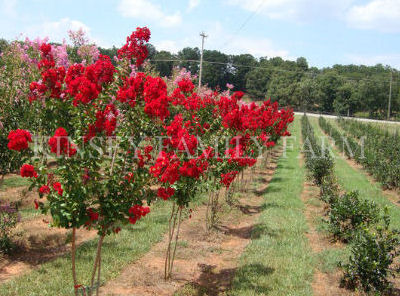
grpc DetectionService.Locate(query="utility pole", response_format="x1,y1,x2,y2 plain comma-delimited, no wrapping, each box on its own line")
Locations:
388,70,393,120
198,32,207,88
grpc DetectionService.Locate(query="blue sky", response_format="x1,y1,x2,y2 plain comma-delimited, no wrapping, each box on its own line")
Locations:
1,0,399,69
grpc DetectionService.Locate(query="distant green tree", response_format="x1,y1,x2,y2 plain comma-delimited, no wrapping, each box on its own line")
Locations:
245,68,271,99
177,47,200,74
202,50,229,89
153,50,175,77
230,54,257,91
0,39,8,54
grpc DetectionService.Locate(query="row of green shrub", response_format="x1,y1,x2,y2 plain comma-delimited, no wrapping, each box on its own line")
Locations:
301,114,400,293
336,118,400,189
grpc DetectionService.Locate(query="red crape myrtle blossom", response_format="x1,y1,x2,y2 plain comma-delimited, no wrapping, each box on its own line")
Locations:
177,78,195,93
157,187,175,200
52,182,63,196
7,129,32,151
128,205,150,224
20,164,38,178
221,171,239,188
39,185,50,195
48,127,77,156
118,27,151,67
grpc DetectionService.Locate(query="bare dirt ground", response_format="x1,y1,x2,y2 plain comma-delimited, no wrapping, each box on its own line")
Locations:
0,219,97,283
99,151,281,296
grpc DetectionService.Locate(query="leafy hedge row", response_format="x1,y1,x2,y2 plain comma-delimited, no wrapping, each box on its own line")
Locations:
336,118,400,189
318,116,360,160
301,114,334,188
301,115,400,293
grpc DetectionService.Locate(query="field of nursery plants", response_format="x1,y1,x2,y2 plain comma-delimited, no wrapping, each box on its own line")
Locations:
1,23,400,296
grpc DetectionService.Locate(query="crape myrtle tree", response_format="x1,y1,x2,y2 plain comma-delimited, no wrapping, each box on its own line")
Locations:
7,26,294,294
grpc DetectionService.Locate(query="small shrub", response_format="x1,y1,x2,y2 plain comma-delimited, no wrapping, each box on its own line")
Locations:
328,191,380,241
0,203,20,254
341,215,400,293
320,175,340,204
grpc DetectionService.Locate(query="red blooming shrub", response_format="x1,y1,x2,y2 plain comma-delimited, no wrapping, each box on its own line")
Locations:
10,25,295,289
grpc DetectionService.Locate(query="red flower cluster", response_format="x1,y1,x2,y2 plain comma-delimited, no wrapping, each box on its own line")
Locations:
20,164,38,178
150,151,181,184
221,171,238,188
118,27,151,67
177,78,194,93
157,187,175,200
53,182,63,196
39,185,50,195
84,104,119,141
7,129,32,151
128,205,150,224
179,159,208,179
87,208,99,221
143,76,170,121
30,44,116,106
66,56,115,106
48,127,77,156
165,114,198,155
116,73,146,107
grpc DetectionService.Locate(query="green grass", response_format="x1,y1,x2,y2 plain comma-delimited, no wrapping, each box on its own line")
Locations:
310,117,400,229
0,196,206,296
0,176,30,191
229,117,314,296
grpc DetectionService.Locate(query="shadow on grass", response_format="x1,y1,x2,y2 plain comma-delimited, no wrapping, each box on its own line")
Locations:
179,263,274,296
214,223,277,240
253,186,281,196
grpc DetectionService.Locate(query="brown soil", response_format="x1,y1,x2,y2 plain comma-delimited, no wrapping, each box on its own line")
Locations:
0,186,37,209
0,217,97,283
99,151,281,296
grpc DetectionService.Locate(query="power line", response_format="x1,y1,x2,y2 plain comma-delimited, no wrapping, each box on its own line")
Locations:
219,0,266,50
150,58,395,84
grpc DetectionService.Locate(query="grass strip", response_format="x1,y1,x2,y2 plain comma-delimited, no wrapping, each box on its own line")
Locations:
229,117,314,296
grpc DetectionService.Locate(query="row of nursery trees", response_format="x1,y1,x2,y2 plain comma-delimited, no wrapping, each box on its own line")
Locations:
302,115,400,294
1,27,293,295
1,36,399,120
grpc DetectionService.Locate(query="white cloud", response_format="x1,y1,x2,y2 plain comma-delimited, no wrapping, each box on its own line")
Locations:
346,0,400,33
188,0,200,11
346,53,400,69
1,0,17,18
25,18,90,42
23,18,110,47
154,40,181,53
226,0,354,22
117,0,182,27
155,21,292,60
224,36,292,58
